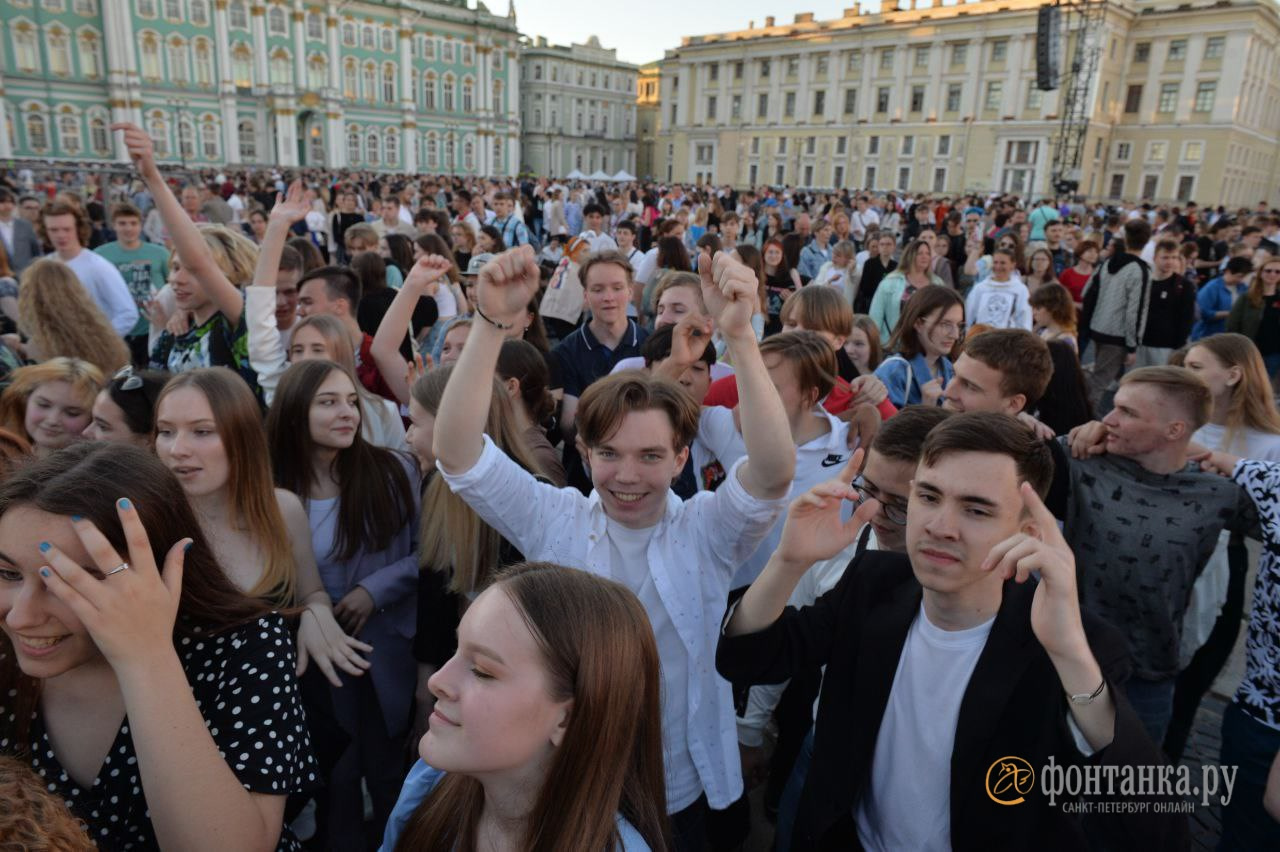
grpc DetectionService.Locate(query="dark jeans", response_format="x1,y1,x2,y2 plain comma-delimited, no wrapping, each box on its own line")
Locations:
1165,533,1248,761
670,793,751,852
775,727,814,852
1125,677,1177,746
1219,702,1280,851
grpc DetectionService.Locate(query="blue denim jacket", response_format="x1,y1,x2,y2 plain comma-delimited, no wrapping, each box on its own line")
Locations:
874,352,954,407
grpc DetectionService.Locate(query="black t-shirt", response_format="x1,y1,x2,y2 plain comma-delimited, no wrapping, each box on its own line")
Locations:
855,257,897,316
356,287,439,360
1256,296,1280,356
4,615,319,851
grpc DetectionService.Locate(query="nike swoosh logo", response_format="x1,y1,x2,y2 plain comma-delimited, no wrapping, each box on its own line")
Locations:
821,454,846,468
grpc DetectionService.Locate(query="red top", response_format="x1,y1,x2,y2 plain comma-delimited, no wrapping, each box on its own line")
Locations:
704,375,897,420
1059,267,1092,304
358,334,398,402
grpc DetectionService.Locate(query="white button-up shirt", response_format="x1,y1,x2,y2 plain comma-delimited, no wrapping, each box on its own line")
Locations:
439,435,788,809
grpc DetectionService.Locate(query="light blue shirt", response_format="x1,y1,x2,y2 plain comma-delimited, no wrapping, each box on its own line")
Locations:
380,762,652,851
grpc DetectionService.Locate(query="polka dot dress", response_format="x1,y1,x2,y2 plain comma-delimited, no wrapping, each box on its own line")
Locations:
2,614,320,851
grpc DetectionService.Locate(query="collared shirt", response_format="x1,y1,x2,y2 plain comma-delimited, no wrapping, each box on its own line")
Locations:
439,436,789,808
553,318,648,398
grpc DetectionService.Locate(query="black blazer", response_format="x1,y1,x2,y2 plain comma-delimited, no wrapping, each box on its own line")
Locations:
716,551,1189,851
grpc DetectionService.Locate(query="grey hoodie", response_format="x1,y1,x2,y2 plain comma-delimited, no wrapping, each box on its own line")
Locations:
1082,251,1151,350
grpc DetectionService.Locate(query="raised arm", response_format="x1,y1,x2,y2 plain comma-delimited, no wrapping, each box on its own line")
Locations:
433,246,542,475
701,250,796,499
246,181,310,403
370,255,451,405
114,122,243,325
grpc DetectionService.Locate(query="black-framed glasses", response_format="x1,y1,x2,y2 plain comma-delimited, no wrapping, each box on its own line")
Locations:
853,475,908,526
112,365,144,392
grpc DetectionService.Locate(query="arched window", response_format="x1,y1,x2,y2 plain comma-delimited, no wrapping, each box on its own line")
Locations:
307,54,326,90
533,108,541,128
461,44,473,66
462,77,474,113
47,25,72,76
231,43,252,88
137,0,158,17
58,111,82,154
25,111,49,151
233,119,253,160
493,79,503,108
76,1,99,17
267,5,287,36
361,23,375,50
493,136,503,173
140,32,162,80
178,118,195,159
163,0,182,21
424,133,438,168
228,0,248,29
346,125,360,164
270,48,291,86
341,21,355,47
89,114,109,154
189,0,209,26
148,112,169,156
463,138,474,172
306,11,323,40
168,37,189,85
424,37,436,60
78,29,103,78
343,59,357,99
385,128,399,167
363,62,377,101
382,63,396,103
444,134,455,170
201,118,219,159
424,73,437,110
13,22,39,72
380,26,393,53
366,130,380,166
193,39,213,86
442,75,455,112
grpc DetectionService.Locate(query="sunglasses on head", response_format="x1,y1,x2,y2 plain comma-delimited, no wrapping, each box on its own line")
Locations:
112,365,144,392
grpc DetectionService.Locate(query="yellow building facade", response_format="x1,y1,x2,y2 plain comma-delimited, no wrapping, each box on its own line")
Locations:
653,0,1280,206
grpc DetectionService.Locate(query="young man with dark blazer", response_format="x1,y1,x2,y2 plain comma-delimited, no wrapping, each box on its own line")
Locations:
718,412,1186,850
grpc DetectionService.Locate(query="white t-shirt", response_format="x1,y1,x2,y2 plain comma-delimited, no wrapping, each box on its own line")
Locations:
965,278,1032,331
691,405,747,493
855,605,995,852
58,249,141,337
606,519,702,812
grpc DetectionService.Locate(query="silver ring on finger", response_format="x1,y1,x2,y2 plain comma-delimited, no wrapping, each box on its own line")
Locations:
105,562,130,576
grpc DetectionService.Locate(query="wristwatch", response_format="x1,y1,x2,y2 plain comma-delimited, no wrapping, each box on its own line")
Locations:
1068,679,1107,706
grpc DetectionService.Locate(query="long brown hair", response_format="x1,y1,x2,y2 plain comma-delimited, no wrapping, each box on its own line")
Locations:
154,368,296,604
266,360,415,560
0,442,270,752
415,365,544,594
17,259,131,374
1189,333,1280,448
888,285,965,359
733,244,769,314
396,562,669,852
1246,256,1280,309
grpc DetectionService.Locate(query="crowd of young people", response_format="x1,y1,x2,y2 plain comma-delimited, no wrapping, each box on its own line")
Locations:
2,143,1280,852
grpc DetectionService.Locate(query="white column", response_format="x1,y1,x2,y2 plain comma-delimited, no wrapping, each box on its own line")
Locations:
212,1,241,163
293,1,307,85
325,12,344,167
103,4,142,159
251,1,270,91
0,71,10,159
506,48,520,175
274,107,298,166
399,20,415,172
1004,33,1025,116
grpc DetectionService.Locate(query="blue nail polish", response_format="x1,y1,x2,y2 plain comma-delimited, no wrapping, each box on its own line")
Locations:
39,541,50,553
40,567,50,578
70,515,82,522
118,498,131,509
183,541,193,553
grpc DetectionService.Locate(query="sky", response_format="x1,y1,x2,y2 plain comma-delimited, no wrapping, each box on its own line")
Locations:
509,1,879,66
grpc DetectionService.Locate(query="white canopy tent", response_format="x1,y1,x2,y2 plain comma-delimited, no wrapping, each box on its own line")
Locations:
587,169,611,180
610,170,637,181
565,169,586,179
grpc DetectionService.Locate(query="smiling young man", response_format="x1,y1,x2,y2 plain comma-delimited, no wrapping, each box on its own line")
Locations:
719,412,1183,850
40,199,139,337
95,202,170,364
432,245,796,849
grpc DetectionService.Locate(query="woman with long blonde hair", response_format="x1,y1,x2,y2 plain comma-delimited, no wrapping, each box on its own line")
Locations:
407,365,547,740
17,258,131,374
0,357,102,456
152,367,370,683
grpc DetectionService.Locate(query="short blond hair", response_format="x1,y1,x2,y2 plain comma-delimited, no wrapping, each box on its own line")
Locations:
1119,366,1212,431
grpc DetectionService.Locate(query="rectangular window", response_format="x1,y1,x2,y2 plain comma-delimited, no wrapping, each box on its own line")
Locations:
1194,81,1216,112
898,166,911,190
813,90,825,116
695,144,713,164
984,81,1003,111
1148,141,1167,162
946,83,962,113
757,93,769,118
911,85,925,112
937,134,951,156
902,135,914,156
1168,39,1187,61
748,163,758,185
876,87,890,113
706,96,716,120
1143,174,1159,199
846,50,861,72
804,165,813,186
1182,141,1203,162
731,94,742,119
784,91,796,117
775,164,785,184
865,165,877,187
915,47,929,68
991,39,1008,62
1176,175,1196,201
843,89,857,115
1134,42,1150,63
1109,173,1125,198
951,43,968,66
734,61,743,80
708,63,718,81
778,137,787,154
1204,36,1225,60
1026,87,1042,110
759,59,770,79
816,54,829,76
1124,85,1143,114
933,167,947,193
751,136,760,154
1158,83,1178,113
806,136,816,154
786,56,799,76
1115,142,1131,161
880,48,894,70
868,135,880,155
836,136,847,155
834,165,844,187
